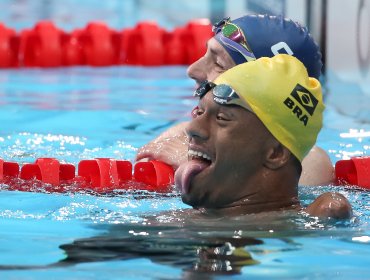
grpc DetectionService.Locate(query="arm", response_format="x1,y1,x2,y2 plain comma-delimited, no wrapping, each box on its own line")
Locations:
135,122,189,169
299,146,335,186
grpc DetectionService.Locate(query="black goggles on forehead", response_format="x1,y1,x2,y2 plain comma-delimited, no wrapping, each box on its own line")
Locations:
193,80,252,111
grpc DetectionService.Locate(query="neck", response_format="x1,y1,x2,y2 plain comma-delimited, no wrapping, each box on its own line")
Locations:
200,197,300,216
201,167,300,216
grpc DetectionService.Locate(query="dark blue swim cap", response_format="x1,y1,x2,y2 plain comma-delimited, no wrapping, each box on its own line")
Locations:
214,14,322,79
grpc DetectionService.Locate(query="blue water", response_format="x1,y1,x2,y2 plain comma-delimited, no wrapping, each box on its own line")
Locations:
0,66,369,279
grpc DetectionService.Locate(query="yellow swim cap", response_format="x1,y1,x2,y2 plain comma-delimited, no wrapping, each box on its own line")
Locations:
213,54,324,162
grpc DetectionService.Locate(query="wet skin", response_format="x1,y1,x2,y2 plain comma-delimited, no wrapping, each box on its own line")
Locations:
136,38,335,187
178,92,299,213
137,37,351,219
182,94,267,208
187,38,236,86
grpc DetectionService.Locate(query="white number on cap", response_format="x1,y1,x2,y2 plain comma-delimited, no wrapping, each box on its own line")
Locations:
271,42,294,55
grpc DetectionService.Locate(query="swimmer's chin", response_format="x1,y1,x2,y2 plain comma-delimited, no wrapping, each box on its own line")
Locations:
175,156,214,197
179,168,212,207
181,190,207,209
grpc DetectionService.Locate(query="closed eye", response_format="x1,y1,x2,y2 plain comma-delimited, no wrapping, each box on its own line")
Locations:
216,113,231,121
214,61,226,72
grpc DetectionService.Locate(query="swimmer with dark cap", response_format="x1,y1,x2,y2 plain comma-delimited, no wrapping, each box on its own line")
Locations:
137,15,351,218
137,14,332,186
175,54,350,216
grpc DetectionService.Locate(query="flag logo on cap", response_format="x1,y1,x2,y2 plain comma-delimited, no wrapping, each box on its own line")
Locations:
283,83,319,127
290,84,318,116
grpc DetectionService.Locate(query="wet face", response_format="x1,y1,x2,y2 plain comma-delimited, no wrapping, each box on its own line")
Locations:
187,38,236,86
175,91,275,209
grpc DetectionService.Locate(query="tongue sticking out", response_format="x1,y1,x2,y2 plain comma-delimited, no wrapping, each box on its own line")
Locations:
175,160,209,194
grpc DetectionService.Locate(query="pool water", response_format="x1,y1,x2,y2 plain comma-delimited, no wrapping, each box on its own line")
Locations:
0,66,369,279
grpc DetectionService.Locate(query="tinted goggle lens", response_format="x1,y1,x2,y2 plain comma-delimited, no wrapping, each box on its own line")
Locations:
212,84,240,104
213,18,246,45
194,82,252,112
194,82,239,104
213,18,256,62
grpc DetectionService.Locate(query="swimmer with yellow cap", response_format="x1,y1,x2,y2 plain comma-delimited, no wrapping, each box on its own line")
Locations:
175,54,327,214
211,54,324,162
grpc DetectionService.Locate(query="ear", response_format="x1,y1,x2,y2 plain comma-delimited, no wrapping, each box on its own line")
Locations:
263,140,292,170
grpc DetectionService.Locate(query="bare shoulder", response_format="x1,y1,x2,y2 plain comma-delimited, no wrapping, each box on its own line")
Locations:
299,145,335,186
304,192,353,219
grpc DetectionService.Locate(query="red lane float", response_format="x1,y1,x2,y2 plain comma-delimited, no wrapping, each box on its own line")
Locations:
19,21,64,67
121,22,166,65
183,19,213,64
0,20,213,67
335,156,370,190
0,158,174,193
79,22,121,66
20,158,75,185
2,156,370,192
62,29,85,66
0,160,19,179
134,160,175,191
0,24,19,67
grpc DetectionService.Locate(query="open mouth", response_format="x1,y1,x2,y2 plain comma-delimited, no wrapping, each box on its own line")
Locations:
174,149,213,195
188,149,212,164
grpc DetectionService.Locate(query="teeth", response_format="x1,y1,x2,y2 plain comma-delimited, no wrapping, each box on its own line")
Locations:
188,149,211,161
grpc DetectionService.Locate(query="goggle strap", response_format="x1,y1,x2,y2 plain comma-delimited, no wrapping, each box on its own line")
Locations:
212,17,231,33
219,36,256,62
193,81,216,98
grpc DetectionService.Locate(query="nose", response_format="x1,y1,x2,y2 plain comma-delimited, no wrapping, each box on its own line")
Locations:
187,57,207,85
186,111,209,142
